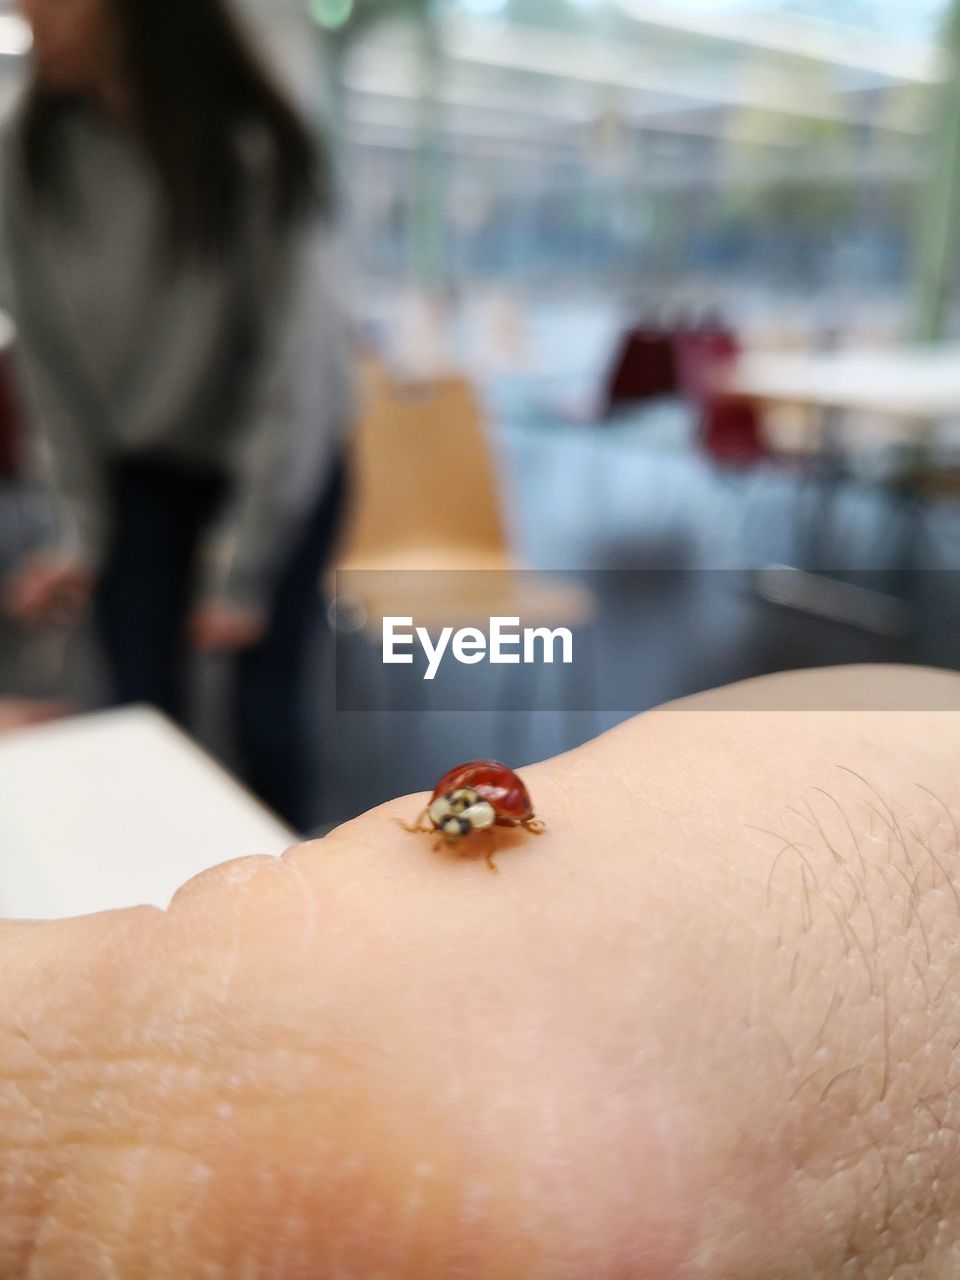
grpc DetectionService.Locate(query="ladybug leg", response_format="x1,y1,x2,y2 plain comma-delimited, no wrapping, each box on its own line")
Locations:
482,831,499,874
523,818,546,836
398,807,432,834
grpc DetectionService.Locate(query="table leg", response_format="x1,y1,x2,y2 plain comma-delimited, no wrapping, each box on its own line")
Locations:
754,406,916,637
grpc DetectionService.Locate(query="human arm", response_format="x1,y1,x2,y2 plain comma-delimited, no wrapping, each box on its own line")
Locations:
2,665,959,1277
0,125,111,609
193,208,352,644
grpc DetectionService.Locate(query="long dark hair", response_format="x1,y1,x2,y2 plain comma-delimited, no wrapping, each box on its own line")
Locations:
20,0,331,256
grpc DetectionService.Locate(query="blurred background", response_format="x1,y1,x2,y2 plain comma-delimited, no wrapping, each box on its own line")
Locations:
2,0,960,839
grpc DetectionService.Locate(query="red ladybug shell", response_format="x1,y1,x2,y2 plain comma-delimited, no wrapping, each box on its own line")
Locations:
431,760,534,827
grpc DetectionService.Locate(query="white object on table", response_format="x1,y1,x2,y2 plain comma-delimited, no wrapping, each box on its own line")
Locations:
726,344,960,424
0,706,295,921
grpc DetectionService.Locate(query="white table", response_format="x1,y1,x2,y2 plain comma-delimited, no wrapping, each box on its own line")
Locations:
0,707,295,920
727,345,960,427
724,345,960,633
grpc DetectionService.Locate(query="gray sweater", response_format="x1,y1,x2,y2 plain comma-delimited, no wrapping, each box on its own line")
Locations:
0,98,354,606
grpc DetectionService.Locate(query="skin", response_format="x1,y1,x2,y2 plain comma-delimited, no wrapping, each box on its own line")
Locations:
2,663,960,1277
4,0,267,654
3,551,94,629
0,698,70,732
15,0,120,100
188,601,269,655
4,558,267,653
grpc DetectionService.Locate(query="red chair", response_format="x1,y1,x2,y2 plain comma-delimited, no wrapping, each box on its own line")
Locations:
601,322,679,416
700,397,770,465
673,325,768,466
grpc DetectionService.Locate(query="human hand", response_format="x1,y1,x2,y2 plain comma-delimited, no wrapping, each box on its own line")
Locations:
0,699,71,734
188,599,268,654
2,551,93,627
2,665,960,1278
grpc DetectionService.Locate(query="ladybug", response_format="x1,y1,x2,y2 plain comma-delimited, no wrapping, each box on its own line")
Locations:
405,760,545,871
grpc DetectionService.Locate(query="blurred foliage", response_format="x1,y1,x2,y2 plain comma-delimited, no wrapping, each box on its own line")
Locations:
718,61,864,230
309,0,430,43
911,0,960,339
723,178,856,230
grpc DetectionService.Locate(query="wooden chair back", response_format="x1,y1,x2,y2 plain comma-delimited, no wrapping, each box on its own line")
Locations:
336,364,508,569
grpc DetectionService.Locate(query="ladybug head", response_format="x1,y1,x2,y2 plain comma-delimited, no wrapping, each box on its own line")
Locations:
428,788,496,844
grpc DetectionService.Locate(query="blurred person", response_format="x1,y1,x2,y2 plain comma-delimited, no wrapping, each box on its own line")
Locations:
0,0,354,829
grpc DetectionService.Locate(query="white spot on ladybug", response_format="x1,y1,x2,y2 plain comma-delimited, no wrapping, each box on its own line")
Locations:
429,796,454,826
462,801,496,830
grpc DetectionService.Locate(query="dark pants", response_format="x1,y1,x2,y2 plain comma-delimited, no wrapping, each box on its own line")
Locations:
94,455,347,832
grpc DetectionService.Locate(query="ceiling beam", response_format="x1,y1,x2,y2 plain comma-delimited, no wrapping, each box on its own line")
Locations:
344,19,931,135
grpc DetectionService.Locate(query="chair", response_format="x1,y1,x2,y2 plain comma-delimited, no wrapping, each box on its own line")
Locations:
539,316,681,427
601,322,679,418
335,364,507,576
329,363,596,761
332,361,594,632
673,324,808,565
673,325,768,465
